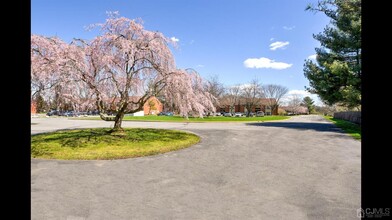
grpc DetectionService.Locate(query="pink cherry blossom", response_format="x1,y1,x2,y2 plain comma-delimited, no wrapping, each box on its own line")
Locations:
31,14,215,130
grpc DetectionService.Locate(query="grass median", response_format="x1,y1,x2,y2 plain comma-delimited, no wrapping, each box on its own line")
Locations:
31,128,200,160
324,116,361,140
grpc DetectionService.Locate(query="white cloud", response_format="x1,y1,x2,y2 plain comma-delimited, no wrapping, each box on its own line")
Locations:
170,37,179,42
196,64,204,68
269,41,289,50
281,90,322,105
243,57,292,70
189,40,195,45
236,83,251,90
270,37,274,41
283,26,295,30
308,54,317,60
288,90,312,96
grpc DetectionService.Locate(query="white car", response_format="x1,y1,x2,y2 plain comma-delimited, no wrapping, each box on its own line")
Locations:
234,112,243,117
256,111,264,117
223,112,232,117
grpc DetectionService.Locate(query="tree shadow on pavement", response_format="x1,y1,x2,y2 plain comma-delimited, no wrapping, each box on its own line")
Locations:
246,121,343,133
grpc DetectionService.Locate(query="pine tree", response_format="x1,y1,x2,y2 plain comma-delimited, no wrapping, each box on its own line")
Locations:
304,0,361,109
302,96,315,114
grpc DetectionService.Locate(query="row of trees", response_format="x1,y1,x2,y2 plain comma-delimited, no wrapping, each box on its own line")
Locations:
32,91,75,113
33,69,315,117
32,13,216,131
33,69,295,118
203,76,289,117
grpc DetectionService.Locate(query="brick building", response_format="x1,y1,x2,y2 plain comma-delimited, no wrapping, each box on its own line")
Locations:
31,102,37,114
142,96,163,115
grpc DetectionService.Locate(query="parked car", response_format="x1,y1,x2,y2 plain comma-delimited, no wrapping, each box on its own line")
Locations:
248,112,256,117
76,112,88,117
256,111,265,117
234,112,243,117
204,112,220,116
158,111,174,116
87,110,100,115
205,112,214,116
57,111,67,116
64,111,77,117
223,112,232,117
46,110,59,116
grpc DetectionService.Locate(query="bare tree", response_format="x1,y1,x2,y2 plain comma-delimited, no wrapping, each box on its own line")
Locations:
225,84,241,114
262,84,288,114
241,79,263,117
287,94,302,114
204,75,225,113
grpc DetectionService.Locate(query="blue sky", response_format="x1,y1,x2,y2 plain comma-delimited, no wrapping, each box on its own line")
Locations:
32,0,330,105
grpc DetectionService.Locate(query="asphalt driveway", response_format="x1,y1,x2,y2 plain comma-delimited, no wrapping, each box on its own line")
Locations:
31,115,360,220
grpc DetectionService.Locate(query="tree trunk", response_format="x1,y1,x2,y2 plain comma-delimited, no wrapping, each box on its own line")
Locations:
111,101,129,132
112,111,125,131
272,104,278,116
245,105,252,117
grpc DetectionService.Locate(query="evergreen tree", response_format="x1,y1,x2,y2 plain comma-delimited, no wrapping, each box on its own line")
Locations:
304,0,361,109
302,96,315,114
34,92,47,113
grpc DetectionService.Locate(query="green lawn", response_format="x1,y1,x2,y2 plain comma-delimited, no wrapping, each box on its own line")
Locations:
31,128,200,160
77,115,289,122
324,116,361,140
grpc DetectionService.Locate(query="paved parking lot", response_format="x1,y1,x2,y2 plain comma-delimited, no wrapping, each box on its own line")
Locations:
31,115,360,219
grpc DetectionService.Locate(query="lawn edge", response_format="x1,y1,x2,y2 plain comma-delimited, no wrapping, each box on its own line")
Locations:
323,115,361,141
31,127,201,161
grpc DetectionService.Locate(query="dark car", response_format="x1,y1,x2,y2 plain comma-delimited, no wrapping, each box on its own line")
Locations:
87,110,100,115
58,111,68,116
64,111,77,117
158,112,173,116
46,110,59,116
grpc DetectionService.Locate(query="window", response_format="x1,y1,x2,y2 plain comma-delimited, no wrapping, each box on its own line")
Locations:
265,106,272,115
